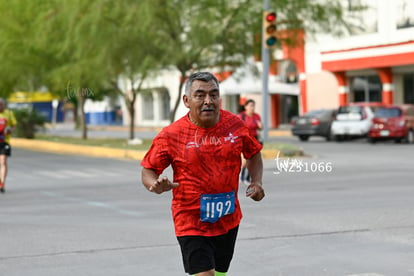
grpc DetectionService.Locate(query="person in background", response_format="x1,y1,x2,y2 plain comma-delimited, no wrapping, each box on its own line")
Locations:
0,98,17,193
141,72,264,276
237,99,262,185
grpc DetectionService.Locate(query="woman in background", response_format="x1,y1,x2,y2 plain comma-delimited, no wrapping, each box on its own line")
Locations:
238,99,262,185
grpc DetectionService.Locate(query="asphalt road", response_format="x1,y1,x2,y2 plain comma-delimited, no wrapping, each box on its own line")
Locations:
1,139,413,276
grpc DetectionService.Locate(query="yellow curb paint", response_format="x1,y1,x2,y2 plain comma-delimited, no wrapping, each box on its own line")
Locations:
268,130,292,137
12,138,146,161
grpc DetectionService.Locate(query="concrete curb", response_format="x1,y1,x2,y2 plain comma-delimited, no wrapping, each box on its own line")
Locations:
12,138,301,161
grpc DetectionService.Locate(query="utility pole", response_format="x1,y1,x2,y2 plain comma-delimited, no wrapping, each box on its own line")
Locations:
261,0,271,142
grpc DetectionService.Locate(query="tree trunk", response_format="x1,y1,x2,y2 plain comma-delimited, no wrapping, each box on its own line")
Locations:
170,72,186,123
129,107,135,140
126,91,137,140
78,92,87,140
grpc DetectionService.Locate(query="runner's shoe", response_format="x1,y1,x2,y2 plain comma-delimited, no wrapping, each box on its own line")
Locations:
0,182,4,193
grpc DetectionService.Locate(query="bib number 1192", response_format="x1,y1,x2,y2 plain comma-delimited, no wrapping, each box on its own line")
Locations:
200,191,235,223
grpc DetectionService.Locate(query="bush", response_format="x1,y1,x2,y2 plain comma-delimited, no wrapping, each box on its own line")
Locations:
12,108,45,139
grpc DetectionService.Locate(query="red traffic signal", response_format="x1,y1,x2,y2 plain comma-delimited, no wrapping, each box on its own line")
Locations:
263,11,277,48
266,12,276,22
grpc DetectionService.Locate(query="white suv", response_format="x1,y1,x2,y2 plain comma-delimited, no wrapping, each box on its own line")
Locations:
331,103,384,141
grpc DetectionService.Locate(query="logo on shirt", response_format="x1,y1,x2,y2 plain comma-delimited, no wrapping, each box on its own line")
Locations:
224,132,239,143
186,141,199,149
185,131,239,149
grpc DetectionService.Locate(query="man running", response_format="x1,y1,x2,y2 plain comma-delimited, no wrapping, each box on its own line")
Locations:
141,72,264,275
0,98,17,193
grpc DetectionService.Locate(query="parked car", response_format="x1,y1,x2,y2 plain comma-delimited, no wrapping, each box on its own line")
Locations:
368,104,414,143
331,102,383,141
291,109,337,141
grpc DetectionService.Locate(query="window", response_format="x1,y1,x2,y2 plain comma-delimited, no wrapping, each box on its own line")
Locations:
397,0,414,29
375,107,402,118
403,74,414,104
345,0,378,35
142,93,154,120
161,91,170,120
352,76,382,102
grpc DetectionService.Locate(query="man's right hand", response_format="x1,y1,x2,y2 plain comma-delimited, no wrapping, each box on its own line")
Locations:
149,176,179,194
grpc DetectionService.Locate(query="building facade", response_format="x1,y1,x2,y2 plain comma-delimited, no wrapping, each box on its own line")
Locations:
306,0,414,111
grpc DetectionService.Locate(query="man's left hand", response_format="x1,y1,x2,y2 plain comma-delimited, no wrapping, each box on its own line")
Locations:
246,183,265,201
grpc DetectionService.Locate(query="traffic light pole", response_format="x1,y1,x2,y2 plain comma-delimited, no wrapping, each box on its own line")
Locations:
261,0,270,142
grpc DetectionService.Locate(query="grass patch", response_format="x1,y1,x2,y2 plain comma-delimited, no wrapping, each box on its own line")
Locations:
263,142,303,156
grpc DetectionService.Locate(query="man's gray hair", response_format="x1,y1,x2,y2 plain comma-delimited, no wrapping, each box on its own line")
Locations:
184,72,220,96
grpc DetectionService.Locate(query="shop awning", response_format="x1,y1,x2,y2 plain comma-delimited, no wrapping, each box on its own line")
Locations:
219,62,299,96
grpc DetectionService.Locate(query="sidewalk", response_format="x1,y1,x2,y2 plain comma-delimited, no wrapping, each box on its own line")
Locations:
13,123,296,161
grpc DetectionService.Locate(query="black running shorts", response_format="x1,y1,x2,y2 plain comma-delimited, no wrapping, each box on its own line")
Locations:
176,225,239,275
0,143,11,156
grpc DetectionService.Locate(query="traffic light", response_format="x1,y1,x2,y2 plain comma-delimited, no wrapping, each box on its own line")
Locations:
263,11,277,49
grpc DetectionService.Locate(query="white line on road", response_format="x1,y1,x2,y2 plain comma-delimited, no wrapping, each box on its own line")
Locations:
347,273,385,276
33,168,131,179
34,170,70,179
41,191,143,217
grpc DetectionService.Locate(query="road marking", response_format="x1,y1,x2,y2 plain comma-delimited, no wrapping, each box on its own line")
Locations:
56,169,96,178
33,168,132,179
84,168,122,177
347,273,385,276
35,170,70,179
41,191,143,217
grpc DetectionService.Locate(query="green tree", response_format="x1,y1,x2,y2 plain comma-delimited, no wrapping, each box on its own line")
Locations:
0,0,364,136
149,0,257,122
97,0,166,140
0,0,109,139
39,0,112,139
148,0,364,122
0,0,53,96
39,0,165,140
0,0,164,140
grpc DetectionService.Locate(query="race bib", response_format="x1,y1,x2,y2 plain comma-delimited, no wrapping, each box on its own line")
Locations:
200,191,235,223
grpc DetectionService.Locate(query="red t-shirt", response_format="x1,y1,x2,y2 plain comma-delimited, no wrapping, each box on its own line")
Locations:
141,110,262,237
237,112,261,138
